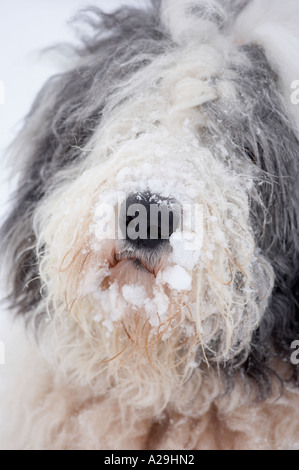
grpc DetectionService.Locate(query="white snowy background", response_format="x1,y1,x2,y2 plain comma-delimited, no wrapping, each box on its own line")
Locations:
0,0,142,360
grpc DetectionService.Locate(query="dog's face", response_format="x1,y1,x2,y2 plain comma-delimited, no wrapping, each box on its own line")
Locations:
2,0,299,404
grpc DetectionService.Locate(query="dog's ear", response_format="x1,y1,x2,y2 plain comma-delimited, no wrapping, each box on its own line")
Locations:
0,13,109,319
161,0,227,42
229,1,299,392
0,69,102,320
234,0,299,133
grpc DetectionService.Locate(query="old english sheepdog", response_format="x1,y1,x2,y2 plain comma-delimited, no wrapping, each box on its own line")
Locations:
1,0,299,450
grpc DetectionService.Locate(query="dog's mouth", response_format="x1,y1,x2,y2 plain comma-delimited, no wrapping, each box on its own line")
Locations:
111,249,164,277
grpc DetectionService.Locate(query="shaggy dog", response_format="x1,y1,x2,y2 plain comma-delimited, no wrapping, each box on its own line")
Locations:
1,0,299,450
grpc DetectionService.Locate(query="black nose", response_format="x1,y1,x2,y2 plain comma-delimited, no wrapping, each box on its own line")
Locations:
120,192,179,250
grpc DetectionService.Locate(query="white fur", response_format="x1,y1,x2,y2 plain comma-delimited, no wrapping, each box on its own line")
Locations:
31,44,273,413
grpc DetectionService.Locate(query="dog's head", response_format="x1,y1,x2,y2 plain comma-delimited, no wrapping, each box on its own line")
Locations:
2,0,299,407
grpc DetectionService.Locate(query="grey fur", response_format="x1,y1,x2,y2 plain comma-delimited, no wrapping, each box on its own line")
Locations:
203,44,299,396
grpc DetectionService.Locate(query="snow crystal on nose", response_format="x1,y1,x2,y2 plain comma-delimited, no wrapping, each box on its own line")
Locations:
122,284,147,308
169,233,201,270
161,265,192,291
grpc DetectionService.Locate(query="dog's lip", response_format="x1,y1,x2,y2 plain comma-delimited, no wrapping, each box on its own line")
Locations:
113,251,157,275
117,253,146,268
115,251,137,262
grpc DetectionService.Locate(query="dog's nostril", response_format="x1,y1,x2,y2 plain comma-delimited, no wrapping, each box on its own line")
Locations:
120,192,179,250
126,213,138,227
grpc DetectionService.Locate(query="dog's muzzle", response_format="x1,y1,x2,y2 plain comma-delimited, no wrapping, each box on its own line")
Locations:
119,192,180,251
